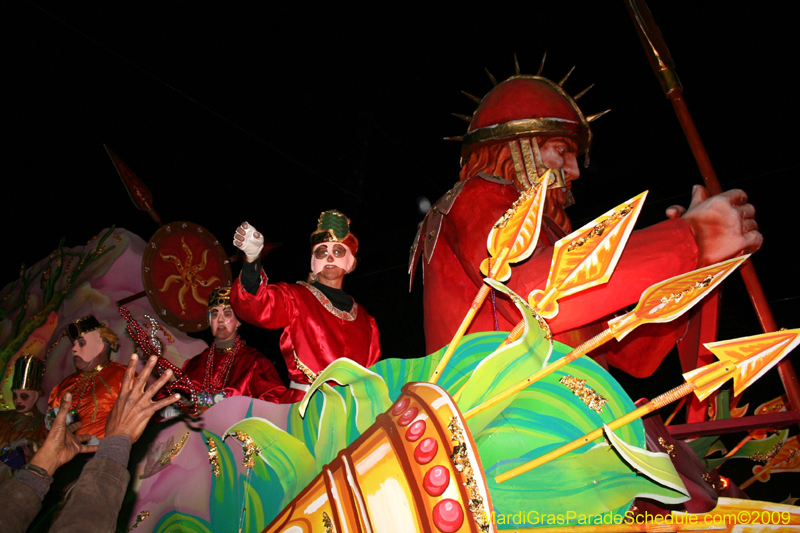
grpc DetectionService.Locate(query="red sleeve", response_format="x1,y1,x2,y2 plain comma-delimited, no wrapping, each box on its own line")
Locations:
444,178,700,335
251,356,288,403
231,273,295,330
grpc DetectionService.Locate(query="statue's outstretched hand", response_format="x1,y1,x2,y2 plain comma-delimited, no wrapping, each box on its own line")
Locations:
233,221,264,263
667,185,762,267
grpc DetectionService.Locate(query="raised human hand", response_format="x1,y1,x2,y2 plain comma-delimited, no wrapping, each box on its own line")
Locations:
104,354,179,444
29,393,97,476
233,221,264,262
667,185,762,266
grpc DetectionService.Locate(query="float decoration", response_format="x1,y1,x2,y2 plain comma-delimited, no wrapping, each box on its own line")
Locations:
141,221,232,332
495,328,800,483
430,178,548,383
527,190,647,319
469,256,748,421
0,228,117,373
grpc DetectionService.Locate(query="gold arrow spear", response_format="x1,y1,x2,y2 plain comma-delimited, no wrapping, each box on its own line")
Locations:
428,175,549,383
495,328,800,483
465,256,747,420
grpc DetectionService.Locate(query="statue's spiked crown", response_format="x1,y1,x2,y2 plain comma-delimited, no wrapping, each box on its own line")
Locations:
453,55,609,167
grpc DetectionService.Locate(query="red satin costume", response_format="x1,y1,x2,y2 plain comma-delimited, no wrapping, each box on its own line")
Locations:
48,362,127,439
231,276,381,401
417,175,700,377
182,343,287,403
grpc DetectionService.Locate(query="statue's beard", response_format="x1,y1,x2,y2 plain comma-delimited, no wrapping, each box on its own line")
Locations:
544,188,572,234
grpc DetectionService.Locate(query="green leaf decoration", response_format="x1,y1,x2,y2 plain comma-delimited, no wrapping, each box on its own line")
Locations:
203,430,238,523
153,510,215,533
487,442,689,525
298,358,391,434
287,399,319,458
685,389,735,460
457,278,553,434
371,332,504,399
603,424,689,500
471,341,645,525
224,418,316,508
311,383,348,471
705,429,789,470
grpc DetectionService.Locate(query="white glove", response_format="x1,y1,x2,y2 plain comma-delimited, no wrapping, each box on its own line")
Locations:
233,221,264,261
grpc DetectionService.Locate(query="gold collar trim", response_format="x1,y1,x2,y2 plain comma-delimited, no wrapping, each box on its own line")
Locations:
297,282,358,321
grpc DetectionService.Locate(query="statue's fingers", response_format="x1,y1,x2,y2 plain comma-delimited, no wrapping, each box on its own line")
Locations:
742,218,759,234
665,205,686,219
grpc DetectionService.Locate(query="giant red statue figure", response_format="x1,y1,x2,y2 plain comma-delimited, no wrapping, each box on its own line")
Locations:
410,71,761,377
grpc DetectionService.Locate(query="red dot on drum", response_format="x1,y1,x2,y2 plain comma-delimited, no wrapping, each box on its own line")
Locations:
414,437,438,464
392,398,410,416
423,465,450,496
398,407,418,426
432,498,464,532
406,419,426,441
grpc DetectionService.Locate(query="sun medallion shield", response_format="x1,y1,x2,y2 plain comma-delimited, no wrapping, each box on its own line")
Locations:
142,221,232,332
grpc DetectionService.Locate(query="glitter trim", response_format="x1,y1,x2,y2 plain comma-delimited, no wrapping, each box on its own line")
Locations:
448,417,491,533
297,281,358,321
160,432,190,465
207,438,220,478
559,375,608,413
224,431,263,470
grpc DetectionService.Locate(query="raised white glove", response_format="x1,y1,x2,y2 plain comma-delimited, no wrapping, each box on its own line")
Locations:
233,221,264,261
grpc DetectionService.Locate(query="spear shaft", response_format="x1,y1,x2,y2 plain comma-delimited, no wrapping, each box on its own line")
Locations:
624,0,800,415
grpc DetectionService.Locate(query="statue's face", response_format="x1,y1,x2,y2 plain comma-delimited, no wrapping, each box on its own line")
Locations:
539,137,581,233
12,389,40,413
72,330,107,371
210,306,240,342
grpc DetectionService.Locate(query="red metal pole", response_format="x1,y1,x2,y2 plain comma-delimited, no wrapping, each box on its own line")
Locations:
624,0,800,415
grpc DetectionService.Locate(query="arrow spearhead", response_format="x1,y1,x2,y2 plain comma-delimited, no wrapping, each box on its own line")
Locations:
480,177,548,282
610,256,747,341
685,328,800,400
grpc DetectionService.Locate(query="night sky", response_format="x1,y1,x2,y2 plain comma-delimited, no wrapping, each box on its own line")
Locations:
5,2,799,502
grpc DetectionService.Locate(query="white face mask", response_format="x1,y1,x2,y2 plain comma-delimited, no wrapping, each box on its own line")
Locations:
311,243,355,275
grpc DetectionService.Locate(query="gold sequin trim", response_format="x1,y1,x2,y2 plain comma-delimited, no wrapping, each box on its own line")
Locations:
660,275,714,305
297,282,358,321
493,185,539,230
567,204,634,252
322,511,335,533
128,511,150,531
225,431,262,470
750,442,782,464
207,438,220,478
448,417,491,533
294,352,318,384
658,437,676,457
559,375,608,413
160,432,190,465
